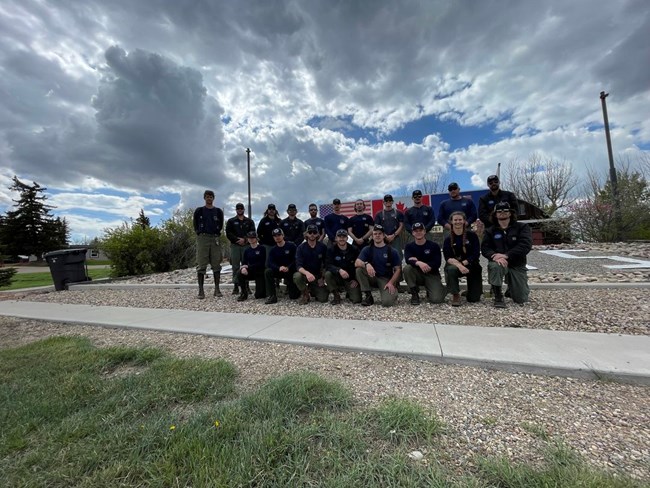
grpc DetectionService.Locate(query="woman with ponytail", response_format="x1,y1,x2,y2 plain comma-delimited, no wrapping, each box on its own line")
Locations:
443,211,483,306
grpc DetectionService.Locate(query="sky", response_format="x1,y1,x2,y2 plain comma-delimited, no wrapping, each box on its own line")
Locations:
1,0,649,242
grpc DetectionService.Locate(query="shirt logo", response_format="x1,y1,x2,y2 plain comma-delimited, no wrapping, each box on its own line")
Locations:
383,253,388,259
335,256,341,261
285,250,290,255
494,233,503,240
424,249,430,254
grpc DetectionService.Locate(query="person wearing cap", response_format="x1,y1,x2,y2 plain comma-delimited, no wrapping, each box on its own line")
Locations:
438,183,478,233
294,224,329,304
325,228,361,305
443,211,483,306
481,202,532,307
324,198,350,245
304,203,326,241
264,228,300,304
355,224,402,307
257,203,282,265
225,202,256,295
373,194,405,262
281,203,305,246
236,231,267,301
403,222,445,305
478,175,518,227
193,189,225,299
347,199,374,249
404,190,436,244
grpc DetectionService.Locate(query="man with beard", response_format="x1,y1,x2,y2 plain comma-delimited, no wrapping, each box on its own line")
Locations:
225,202,255,295
402,222,445,305
294,224,329,304
304,203,326,241
264,228,300,304
478,175,518,228
193,189,224,299
325,229,361,305
348,199,374,249
355,225,402,307
281,203,305,246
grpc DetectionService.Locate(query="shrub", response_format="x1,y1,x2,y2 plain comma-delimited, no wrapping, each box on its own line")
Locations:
0,267,17,287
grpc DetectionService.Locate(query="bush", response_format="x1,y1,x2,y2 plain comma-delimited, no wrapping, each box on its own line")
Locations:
0,267,17,287
101,223,168,277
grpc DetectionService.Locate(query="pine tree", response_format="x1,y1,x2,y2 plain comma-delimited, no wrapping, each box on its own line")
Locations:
0,177,69,260
135,209,151,229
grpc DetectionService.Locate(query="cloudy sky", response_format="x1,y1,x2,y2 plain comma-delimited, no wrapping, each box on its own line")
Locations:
1,0,648,241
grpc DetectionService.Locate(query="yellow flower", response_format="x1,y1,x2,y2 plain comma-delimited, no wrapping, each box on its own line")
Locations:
214,420,220,428
169,425,176,431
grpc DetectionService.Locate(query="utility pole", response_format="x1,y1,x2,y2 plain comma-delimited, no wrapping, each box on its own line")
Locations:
246,148,252,218
600,91,620,240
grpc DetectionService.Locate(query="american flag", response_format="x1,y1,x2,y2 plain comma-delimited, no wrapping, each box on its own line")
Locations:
319,200,371,218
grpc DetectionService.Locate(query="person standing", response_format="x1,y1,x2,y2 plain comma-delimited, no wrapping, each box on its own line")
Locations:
304,203,326,241
257,203,282,265
404,189,436,243
193,189,224,299
294,224,329,304
236,231,267,301
478,175,518,228
438,183,478,233
373,194,405,262
281,203,305,246
402,222,445,305
443,211,482,306
324,198,350,245
481,202,532,307
347,199,374,249
225,202,255,295
325,229,361,305
264,228,300,304
355,225,401,307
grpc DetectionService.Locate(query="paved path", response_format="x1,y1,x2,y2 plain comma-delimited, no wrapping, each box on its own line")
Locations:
0,300,648,385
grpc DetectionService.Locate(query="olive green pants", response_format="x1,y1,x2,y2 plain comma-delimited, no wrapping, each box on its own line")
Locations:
324,271,362,303
402,265,446,303
196,234,222,274
487,261,529,303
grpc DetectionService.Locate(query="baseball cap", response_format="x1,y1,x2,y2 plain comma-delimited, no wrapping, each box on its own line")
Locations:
495,202,511,212
306,224,319,233
412,189,422,197
333,198,341,205
412,222,425,231
383,194,393,202
373,224,385,233
271,228,284,236
448,182,459,191
236,202,245,209
287,203,297,210
267,203,276,210
335,229,348,237
246,230,257,238
487,175,499,183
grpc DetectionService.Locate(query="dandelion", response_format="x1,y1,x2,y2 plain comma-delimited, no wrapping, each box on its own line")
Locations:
170,425,176,431
214,420,220,428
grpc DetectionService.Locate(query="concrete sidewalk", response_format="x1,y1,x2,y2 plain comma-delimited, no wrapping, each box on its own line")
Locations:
0,300,648,385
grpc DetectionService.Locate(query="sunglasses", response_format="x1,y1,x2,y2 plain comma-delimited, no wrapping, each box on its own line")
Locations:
307,230,319,235
496,209,510,213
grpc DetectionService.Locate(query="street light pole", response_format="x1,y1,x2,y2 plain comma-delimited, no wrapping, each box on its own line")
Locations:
246,148,252,218
599,91,620,240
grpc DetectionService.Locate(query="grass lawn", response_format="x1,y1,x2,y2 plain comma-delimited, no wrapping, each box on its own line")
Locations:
0,337,641,487
0,268,112,291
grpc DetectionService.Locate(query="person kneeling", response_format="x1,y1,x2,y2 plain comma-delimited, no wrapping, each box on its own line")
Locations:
237,231,267,301
293,225,329,305
354,225,401,307
481,202,532,308
443,211,482,307
325,229,362,305
403,222,445,305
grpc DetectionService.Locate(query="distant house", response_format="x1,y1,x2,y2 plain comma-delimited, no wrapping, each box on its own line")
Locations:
67,245,108,261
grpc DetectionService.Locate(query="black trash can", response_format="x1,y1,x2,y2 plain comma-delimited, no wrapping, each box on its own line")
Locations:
44,249,91,291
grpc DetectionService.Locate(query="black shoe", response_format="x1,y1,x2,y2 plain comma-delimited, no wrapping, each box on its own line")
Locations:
237,292,248,302
330,291,342,305
265,295,277,304
361,292,374,306
232,285,240,295
504,288,511,298
409,287,420,305
494,297,507,308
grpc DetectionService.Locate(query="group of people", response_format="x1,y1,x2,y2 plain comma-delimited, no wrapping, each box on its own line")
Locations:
194,174,532,308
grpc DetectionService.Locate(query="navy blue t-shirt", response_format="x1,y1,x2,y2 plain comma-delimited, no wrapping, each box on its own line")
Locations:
359,245,400,279
296,241,327,276
268,241,297,273
324,213,350,241
348,214,374,239
242,245,266,274
404,240,441,274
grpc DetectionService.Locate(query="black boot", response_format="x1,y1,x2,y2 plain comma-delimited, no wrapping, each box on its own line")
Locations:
213,271,222,297
493,285,506,308
197,272,205,299
237,289,248,302
232,284,240,295
410,287,420,305
330,290,341,305
361,291,374,306
265,295,278,304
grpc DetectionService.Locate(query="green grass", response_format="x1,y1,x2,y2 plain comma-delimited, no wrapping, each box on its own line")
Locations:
0,268,112,290
0,338,645,487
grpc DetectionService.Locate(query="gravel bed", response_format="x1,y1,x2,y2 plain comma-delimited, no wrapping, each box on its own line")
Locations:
17,287,650,336
0,316,648,481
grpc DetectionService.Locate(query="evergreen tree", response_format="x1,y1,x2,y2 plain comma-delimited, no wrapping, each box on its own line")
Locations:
0,177,69,260
135,209,151,229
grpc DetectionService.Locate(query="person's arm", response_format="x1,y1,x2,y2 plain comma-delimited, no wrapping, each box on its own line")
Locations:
437,202,448,228
404,209,413,234
193,207,201,234
395,211,405,236
465,199,478,226
478,195,490,226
